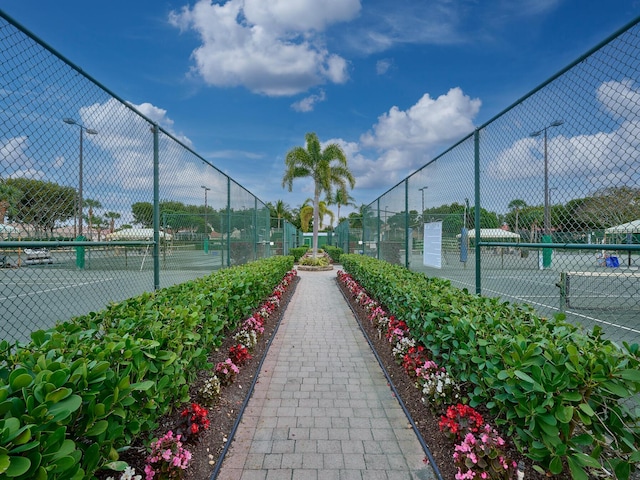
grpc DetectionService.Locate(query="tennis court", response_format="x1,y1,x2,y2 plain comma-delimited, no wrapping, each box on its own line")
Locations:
0,246,225,344
413,251,640,346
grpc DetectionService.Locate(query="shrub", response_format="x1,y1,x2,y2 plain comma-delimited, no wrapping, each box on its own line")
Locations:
340,254,640,478
290,247,309,262
324,246,343,263
0,256,295,478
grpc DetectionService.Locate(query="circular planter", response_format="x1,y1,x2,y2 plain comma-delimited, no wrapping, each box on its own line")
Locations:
297,264,334,271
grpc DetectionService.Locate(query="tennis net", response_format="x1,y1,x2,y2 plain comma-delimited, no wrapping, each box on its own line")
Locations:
559,271,640,311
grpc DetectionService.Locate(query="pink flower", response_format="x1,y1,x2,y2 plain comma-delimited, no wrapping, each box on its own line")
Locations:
144,464,155,480
162,449,172,461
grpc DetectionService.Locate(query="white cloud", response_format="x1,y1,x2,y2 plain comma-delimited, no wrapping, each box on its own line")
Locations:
302,88,481,192
361,88,481,150
0,136,46,179
242,0,361,33
0,136,29,166
76,98,204,203
376,58,393,75
597,79,640,121
488,80,640,186
132,102,175,128
169,0,358,96
291,90,326,112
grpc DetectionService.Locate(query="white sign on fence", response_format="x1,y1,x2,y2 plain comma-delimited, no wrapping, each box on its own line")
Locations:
423,221,442,269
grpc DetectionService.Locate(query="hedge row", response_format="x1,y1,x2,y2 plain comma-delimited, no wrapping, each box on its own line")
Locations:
0,256,294,480
340,254,640,480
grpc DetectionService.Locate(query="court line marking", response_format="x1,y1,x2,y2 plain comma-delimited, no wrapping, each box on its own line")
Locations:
448,279,640,335
0,278,114,301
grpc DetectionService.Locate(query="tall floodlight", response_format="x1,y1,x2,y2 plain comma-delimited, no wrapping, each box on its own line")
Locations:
531,120,563,268
63,118,98,238
418,186,428,222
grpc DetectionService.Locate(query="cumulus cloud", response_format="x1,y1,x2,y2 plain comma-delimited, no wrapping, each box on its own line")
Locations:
330,88,480,189
291,90,326,112
487,80,640,186
361,88,481,150
169,0,359,96
324,88,480,190
74,98,212,206
0,136,29,167
597,79,640,121
0,136,47,179
132,102,175,129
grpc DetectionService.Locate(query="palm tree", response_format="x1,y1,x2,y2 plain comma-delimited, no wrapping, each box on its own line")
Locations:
299,204,314,233
299,199,334,232
92,215,106,241
282,133,355,258
508,199,527,234
326,189,355,226
83,198,102,240
274,200,289,230
104,211,121,233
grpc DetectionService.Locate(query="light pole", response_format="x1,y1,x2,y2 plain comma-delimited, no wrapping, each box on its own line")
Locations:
63,118,98,239
418,186,428,223
201,185,211,254
531,120,563,268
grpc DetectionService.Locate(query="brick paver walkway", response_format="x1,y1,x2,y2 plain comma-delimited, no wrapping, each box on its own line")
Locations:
215,268,436,480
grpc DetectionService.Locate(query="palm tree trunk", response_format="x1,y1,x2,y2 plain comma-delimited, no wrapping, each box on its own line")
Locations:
312,186,320,259
0,201,8,224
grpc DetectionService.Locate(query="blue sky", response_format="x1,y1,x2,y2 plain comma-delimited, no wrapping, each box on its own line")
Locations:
2,0,639,217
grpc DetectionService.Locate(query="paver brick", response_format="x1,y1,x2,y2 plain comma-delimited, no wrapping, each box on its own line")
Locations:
216,270,435,480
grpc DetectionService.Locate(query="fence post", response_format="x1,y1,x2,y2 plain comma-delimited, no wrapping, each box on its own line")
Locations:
253,198,257,260
377,199,381,260
153,123,160,290
474,129,481,295
405,179,410,268
227,177,231,267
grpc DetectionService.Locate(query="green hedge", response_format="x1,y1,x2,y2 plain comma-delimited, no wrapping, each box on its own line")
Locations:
340,254,640,479
289,247,309,262
323,246,343,263
0,256,294,480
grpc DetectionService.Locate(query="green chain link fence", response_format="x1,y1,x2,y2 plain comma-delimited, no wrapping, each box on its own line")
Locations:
337,16,640,345
0,11,292,343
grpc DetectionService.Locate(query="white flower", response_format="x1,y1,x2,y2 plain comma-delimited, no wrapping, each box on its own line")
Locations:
120,466,142,480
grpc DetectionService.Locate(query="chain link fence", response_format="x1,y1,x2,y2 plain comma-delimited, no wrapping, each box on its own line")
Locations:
0,12,286,343
337,17,640,345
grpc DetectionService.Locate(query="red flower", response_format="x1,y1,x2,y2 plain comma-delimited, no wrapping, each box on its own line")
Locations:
439,404,484,441
402,345,429,377
229,344,252,365
176,402,210,442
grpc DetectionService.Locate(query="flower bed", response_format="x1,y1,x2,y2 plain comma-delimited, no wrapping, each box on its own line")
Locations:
101,268,299,480
0,256,295,480
338,254,640,480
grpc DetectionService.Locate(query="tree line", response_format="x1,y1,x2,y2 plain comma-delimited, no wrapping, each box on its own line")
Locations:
2,177,637,240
